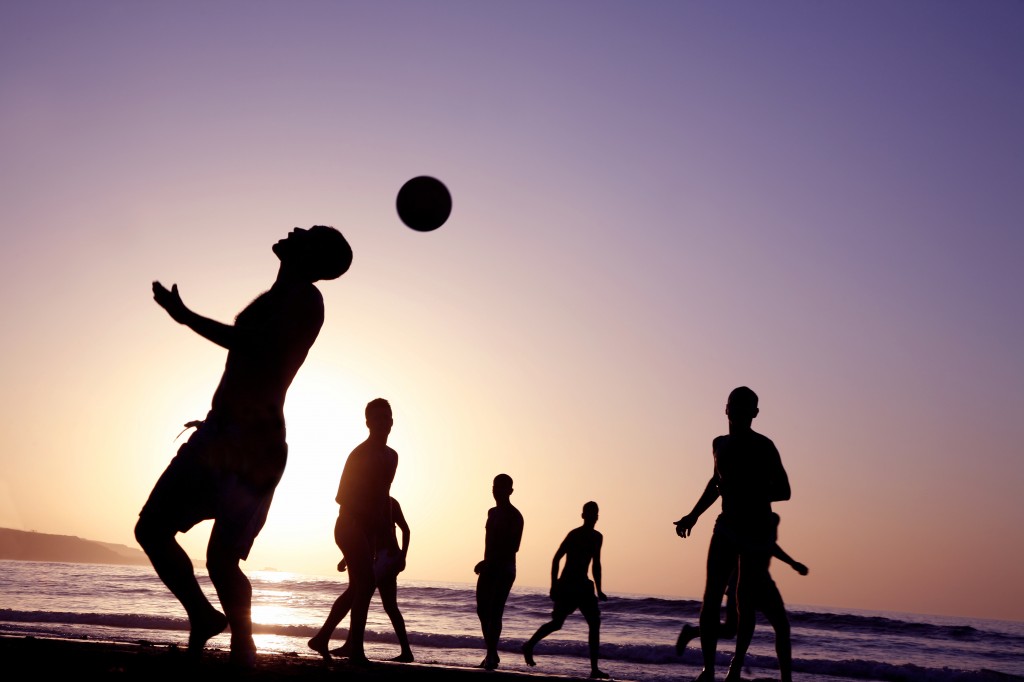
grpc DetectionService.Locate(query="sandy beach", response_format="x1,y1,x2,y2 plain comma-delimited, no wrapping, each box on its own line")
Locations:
0,634,601,681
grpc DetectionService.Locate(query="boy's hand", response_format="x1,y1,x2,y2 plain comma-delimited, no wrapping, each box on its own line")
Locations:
674,515,696,538
153,282,189,324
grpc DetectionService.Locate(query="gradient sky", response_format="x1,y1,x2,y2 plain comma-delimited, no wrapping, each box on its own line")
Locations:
2,2,1022,622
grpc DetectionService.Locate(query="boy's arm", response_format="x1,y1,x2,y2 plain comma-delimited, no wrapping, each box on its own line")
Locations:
394,501,410,558
593,534,607,600
474,510,491,575
550,541,568,596
767,443,791,502
153,282,235,349
675,476,720,538
772,544,808,575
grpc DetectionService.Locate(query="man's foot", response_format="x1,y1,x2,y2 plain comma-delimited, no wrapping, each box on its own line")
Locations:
590,668,610,679
676,624,699,655
724,666,743,682
477,654,498,670
229,637,257,670
186,610,228,657
391,651,414,663
307,634,332,660
523,642,536,667
693,669,715,682
330,641,352,658
346,649,370,666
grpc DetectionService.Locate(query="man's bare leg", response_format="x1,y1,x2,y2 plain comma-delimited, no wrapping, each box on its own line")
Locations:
135,520,227,658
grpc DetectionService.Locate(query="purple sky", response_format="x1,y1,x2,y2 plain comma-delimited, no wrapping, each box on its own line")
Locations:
1,2,1022,621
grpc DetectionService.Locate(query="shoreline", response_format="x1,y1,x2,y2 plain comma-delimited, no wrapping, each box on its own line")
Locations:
0,634,601,681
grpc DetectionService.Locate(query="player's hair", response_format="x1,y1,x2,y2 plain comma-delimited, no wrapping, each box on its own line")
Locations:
305,225,353,281
365,397,391,418
727,386,759,411
583,501,599,515
493,473,514,489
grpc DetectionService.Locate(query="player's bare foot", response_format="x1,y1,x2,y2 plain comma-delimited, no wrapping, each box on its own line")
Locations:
307,634,331,659
590,668,610,679
187,610,228,657
523,642,536,666
229,636,257,670
676,623,699,655
392,651,414,663
347,650,370,666
693,669,715,682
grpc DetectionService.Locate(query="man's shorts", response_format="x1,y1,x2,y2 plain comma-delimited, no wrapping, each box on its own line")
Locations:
551,577,598,616
138,420,280,560
373,547,404,583
713,512,778,555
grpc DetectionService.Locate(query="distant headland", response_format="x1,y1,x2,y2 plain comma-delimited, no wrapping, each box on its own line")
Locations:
0,527,150,566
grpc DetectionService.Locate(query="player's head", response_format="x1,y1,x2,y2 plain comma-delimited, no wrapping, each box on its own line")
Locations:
274,225,353,282
725,386,759,423
582,501,599,524
365,397,393,436
492,473,514,500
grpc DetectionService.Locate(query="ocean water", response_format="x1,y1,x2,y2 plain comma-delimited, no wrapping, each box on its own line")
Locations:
0,560,1021,682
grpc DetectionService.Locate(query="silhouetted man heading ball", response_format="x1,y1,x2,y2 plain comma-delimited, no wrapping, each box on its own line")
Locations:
135,225,352,668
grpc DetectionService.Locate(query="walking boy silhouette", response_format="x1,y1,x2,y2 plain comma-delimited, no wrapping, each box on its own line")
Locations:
675,386,791,682
309,398,399,664
328,496,414,662
474,473,524,670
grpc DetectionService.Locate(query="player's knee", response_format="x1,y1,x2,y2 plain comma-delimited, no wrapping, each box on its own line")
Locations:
205,549,239,581
134,516,164,551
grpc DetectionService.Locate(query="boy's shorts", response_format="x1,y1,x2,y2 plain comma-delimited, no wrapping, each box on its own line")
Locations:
138,421,279,560
373,547,404,582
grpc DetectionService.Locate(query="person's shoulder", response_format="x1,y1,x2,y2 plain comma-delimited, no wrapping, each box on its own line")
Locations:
750,430,779,450
282,282,325,319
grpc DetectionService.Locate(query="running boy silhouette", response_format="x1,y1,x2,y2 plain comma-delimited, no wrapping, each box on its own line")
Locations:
135,226,352,668
524,501,609,680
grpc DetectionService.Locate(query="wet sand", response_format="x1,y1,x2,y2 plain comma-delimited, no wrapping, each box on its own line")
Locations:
0,634,605,681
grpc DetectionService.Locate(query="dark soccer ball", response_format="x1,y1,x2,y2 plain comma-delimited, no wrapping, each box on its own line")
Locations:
396,176,452,232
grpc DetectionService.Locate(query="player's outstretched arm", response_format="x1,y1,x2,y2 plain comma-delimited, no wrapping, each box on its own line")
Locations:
152,281,235,349
772,544,809,576
675,477,719,538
